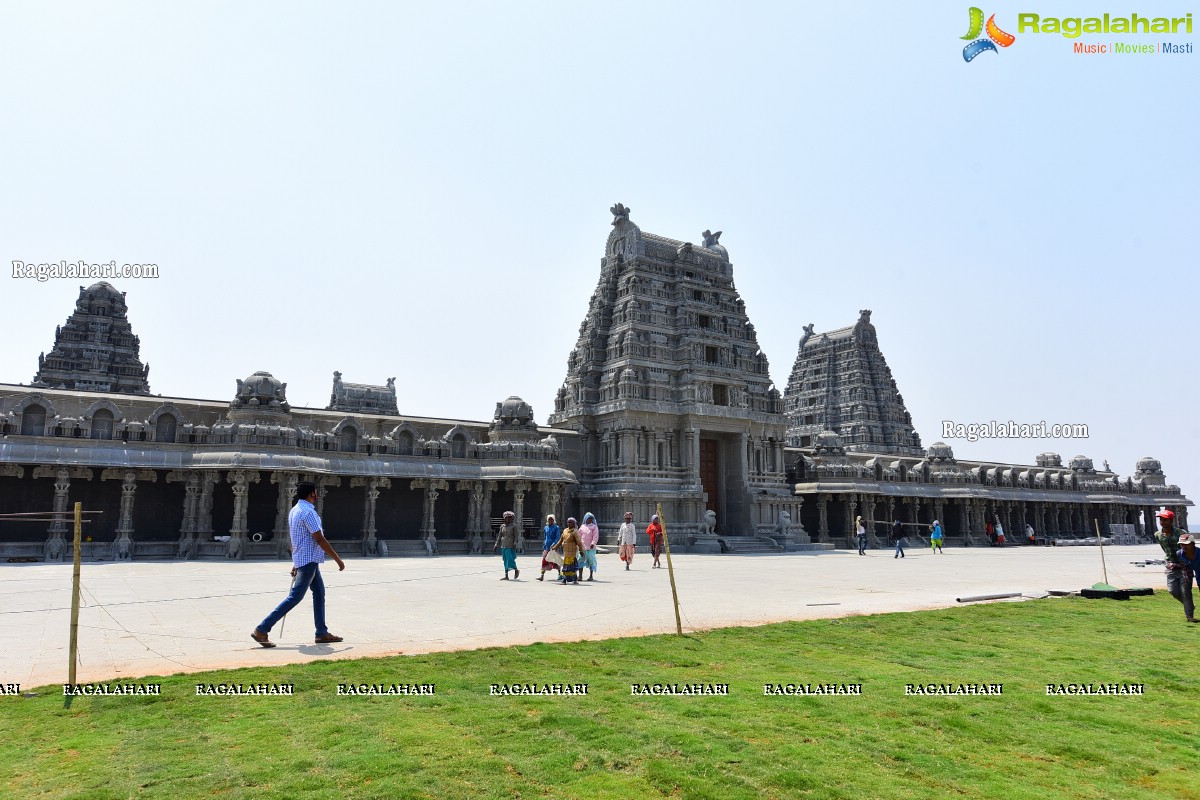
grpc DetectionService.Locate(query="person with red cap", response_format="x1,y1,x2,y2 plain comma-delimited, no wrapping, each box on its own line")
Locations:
1155,509,1195,623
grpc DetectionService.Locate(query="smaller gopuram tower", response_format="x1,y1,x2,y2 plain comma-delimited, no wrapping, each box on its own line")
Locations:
32,282,151,394
549,205,804,549
327,372,399,415
782,310,923,455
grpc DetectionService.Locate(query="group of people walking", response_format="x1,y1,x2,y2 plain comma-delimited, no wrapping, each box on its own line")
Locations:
854,516,945,558
493,511,666,583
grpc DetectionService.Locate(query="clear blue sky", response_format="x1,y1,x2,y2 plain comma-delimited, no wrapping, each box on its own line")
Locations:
2,2,1195,501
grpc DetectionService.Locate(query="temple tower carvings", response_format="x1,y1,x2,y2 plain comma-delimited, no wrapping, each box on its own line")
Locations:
783,309,923,456
549,205,804,549
33,281,151,394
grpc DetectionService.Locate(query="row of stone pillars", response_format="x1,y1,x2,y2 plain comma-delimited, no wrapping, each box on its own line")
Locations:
810,492,1185,548
37,467,568,561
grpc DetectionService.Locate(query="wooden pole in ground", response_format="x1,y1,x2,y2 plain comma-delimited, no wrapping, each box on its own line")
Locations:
1094,518,1109,585
657,503,683,636
68,502,82,688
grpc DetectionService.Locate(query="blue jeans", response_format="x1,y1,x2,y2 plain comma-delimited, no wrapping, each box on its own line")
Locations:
894,538,907,557
257,561,328,637
857,534,868,554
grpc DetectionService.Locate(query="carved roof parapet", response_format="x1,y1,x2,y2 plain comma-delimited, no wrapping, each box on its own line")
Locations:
100,468,158,482
32,466,94,480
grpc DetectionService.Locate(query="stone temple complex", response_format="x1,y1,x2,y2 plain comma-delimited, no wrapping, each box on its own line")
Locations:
0,208,1191,561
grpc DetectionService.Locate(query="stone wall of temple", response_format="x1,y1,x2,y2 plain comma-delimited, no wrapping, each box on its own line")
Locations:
786,435,1189,546
0,379,575,561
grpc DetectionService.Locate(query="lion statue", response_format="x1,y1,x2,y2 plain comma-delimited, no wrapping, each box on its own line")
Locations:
45,535,66,563
700,509,717,535
177,532,195,560
225,535,243,560
775,511,792,535
112,536,132,561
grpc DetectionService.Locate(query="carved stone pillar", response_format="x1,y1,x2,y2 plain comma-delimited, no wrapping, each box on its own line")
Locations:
196,471,218,537
47,467,71,560
541,481,562,526
365,478,382,555
845,494,858,548
861,494,877,547
816,494,829,542
508,480,530,553
272,472,298,559
180,472,201,559
466,481,485,535
482,480,498,532
461,481,475,535
364,479,381,554
412,478,448,548
685,428,699,483
1133,506,1145,539
963,500,976,546
98,468,156,560
736,432,749,490
932,498,945,534
354,477,389,555
316,482,329,517
31,466,90,562
227,470,260,559
791,496,810,545
113,470,137,559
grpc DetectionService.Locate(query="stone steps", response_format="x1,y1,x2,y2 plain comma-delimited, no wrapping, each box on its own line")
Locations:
718,536,784,554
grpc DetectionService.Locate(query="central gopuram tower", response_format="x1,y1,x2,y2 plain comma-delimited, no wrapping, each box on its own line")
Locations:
549,205,805,550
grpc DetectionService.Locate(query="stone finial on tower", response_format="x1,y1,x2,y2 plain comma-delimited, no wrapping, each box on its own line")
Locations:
702,229,722,248
610,203,631,226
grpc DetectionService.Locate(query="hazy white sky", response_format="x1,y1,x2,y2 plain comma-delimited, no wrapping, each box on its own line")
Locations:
1,2,1195,500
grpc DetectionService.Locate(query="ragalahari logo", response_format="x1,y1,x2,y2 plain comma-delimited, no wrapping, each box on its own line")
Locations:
962,8,1016,61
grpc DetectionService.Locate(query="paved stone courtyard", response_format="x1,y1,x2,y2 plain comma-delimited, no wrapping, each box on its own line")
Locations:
1,545,1168,688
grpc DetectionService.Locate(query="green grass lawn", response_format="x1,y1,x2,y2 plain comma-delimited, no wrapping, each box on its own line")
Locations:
3,595,1198,800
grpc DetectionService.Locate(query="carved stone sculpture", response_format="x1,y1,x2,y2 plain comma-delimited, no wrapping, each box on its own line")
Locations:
45,535,66,562
112,536,132,561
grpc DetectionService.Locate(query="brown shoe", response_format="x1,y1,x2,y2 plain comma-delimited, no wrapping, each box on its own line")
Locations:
315,633,344,644
251,629,275,648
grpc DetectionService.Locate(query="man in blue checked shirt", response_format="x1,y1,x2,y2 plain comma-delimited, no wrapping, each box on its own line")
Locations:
252,480,346,647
